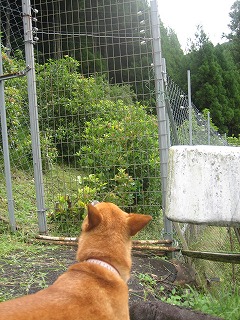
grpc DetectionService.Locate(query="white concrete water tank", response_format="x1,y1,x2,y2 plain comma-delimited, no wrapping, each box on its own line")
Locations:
166,145,240,226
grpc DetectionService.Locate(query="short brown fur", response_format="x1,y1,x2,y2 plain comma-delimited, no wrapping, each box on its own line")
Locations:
0,202,152,320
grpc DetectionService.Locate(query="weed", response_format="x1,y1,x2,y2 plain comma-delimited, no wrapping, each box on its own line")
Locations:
137,273,157,288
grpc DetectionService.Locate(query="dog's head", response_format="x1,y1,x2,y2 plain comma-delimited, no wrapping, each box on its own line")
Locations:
82,202,152,236
77,202,152,281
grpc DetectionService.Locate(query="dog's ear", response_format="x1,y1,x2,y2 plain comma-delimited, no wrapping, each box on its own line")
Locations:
127,214,152,236
86,203,102,231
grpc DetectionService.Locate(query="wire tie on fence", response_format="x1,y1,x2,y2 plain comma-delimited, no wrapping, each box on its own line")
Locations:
22,13,31,18
37,208,47,213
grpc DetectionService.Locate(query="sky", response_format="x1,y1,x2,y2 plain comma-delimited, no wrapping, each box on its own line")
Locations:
158,0,235,50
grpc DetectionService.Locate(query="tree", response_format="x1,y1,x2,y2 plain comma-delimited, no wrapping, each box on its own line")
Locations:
214,43,240,135
161,23,184,84
226,0,240,65
182,26,237,134
187,24,210,52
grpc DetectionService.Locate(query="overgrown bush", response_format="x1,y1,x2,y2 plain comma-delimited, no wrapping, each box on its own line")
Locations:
36,56,162,216
1,49,58,171
2,53,162,223
1,50,32,169
36,56,136,159
77,100,161,215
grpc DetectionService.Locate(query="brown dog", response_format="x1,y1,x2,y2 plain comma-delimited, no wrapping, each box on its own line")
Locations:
0,202,152,320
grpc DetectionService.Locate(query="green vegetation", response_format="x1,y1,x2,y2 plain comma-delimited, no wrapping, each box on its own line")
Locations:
180,27,240,136
1,53,163,230
1,1,240,318
136,271,240,320
227,134,240,146
0,233,70,302
162,286,240,320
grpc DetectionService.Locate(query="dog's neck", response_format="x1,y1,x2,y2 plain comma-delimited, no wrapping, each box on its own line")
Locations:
86,259,120,277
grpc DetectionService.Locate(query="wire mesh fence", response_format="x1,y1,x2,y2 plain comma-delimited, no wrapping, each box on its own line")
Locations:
0,0,239,292
163,73,239,291
165,74,227,147
0,0,25,54
182,226,240,290
31,0,162,236
0,0,39,232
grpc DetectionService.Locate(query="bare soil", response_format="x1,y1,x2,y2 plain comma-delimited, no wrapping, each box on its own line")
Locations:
0,246,189,299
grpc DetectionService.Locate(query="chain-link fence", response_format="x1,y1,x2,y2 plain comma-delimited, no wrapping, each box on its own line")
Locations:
0,0,239,291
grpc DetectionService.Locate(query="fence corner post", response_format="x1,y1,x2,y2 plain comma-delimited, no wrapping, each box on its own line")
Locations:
150,0,173,242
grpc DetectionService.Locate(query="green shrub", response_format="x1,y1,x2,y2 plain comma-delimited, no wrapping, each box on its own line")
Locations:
77,100,161,215
48,168,139,230
36,56,136,159
36,56,162,216
0,50,57,171
1,51,32,170
227,134,240,146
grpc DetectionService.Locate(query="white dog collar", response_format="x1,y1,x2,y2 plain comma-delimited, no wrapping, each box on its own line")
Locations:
86,259,119,277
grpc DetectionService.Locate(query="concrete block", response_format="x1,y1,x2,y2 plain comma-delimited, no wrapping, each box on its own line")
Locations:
166,145,240,226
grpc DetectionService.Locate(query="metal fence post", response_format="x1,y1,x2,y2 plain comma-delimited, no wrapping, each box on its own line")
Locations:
150,0,173,241
22,0,47,234
162,58,171,148
207,111,211,145
187,70,193,145
0,40,16,232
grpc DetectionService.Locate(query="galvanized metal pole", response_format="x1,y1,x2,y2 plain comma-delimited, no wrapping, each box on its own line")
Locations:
162,58,171,148
22,0,47,234
0,41,16,232
150,0,173,241
207,111,211,145
187,70,193,145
